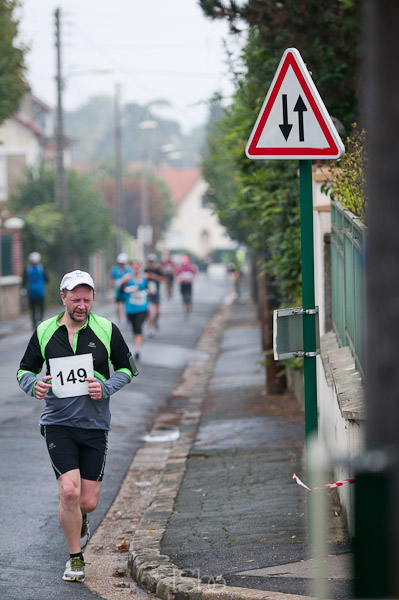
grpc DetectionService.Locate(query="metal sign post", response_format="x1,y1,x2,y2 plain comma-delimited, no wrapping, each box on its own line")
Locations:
299,159,318,440
245,48,345,538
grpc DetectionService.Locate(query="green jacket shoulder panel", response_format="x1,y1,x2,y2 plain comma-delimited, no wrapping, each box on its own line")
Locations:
88,314,112,355
37,315,60,360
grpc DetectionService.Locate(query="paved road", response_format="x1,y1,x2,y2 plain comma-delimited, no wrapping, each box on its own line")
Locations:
0,269,229,600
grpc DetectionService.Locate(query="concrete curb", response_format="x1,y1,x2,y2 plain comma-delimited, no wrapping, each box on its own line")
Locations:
128,299,232,599
128,298,313,600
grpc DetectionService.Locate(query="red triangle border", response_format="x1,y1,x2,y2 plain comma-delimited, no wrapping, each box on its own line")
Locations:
247,51,340,158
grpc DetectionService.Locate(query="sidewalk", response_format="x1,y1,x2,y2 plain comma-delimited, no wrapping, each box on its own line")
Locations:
128,281,353,600
0,311,33,338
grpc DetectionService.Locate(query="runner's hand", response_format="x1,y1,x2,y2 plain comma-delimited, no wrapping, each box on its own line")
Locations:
35,376,52,400
86,377,103,401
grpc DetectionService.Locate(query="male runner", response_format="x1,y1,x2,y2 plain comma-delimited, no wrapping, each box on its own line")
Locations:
144,254,166,336
17,270,137,583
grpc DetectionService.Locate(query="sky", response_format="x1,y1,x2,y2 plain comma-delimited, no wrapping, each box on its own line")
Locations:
16,0,245,132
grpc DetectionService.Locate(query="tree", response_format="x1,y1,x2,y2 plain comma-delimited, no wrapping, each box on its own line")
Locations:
203,37,303,307
200,0,362,130
325,124,367,221
65,96,114,164
100,173,175,252
0,0,27,125
65,96,203,167
9,165,112,272
200,0,362,390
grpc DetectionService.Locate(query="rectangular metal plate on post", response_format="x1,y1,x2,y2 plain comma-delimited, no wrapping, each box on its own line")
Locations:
273,306,320,360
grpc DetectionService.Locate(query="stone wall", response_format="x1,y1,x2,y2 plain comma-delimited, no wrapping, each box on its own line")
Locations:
317,331,365,538
0,276,22,319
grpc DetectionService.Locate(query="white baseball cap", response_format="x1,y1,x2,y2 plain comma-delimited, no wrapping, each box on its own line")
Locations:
28,252,41,264
60,270,95,291
117,252,128,264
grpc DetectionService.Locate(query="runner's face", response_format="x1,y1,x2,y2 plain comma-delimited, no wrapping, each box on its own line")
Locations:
132,261,141,275
61,285,94,323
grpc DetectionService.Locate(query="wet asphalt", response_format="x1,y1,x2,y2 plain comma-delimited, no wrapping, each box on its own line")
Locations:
0,270,228,600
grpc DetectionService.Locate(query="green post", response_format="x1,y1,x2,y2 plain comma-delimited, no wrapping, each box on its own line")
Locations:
299,160,318,442
299,159,318,543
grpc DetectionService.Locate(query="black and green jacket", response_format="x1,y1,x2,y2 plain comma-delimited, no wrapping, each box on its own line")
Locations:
17,313,134,430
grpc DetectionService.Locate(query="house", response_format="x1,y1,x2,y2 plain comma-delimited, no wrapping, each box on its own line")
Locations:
159,166,235,259
0,92,52,203
0,91,52,318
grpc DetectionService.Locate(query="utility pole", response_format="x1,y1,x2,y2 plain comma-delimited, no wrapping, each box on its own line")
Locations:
54,8,67,210
114,83,124,254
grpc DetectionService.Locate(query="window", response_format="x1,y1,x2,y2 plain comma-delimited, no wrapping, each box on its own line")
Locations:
1,234,13,276
201,194,208,209
200,229,210,254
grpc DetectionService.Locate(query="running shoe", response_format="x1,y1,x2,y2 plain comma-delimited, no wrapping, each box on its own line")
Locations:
80,514,90,549
62,557,85,582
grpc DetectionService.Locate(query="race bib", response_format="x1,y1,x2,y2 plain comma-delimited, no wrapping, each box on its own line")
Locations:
148,281,157,294
49,354,94,398
129,289,147,305
181,271,194,282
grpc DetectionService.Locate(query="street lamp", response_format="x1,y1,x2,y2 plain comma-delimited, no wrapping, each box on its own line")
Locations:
138,120,158,254
160,143,182,162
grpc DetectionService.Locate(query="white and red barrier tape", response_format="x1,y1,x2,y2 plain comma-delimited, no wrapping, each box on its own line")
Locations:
293,473,355,492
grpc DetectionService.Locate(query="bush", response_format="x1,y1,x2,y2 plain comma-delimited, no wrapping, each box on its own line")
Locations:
325,124,367,222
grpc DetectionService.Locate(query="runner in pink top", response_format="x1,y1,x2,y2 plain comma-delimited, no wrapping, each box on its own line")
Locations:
176,256,197,317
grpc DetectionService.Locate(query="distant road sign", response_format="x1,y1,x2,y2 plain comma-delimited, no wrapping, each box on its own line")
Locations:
246,48,345,160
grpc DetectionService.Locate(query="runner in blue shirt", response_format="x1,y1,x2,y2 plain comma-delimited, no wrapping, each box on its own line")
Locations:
22,252,48,329
110,253,132,323
119,260,149,360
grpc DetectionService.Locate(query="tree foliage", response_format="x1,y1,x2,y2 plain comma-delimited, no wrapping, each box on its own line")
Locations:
200,0,362,130
201,0,362,306
8,165,111,270
65,96,205,168
0,0,27,125
203,30,303,305
324,124,367,222
100,173,175,252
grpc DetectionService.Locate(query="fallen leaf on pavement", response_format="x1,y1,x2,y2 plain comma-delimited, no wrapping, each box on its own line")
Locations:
116,538,129,552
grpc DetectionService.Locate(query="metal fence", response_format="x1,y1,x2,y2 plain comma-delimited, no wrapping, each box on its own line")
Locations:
330,200,367,380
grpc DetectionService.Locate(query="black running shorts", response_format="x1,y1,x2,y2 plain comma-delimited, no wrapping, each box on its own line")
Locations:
148,291,160,305
180,282,192,303
127,311,147,335
41,425,108,481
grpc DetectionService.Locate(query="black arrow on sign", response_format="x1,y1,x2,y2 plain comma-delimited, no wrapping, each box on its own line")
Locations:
279,94,293,141
293,95,307,142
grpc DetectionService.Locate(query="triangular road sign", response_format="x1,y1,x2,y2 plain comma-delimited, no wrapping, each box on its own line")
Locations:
246,48,345,160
